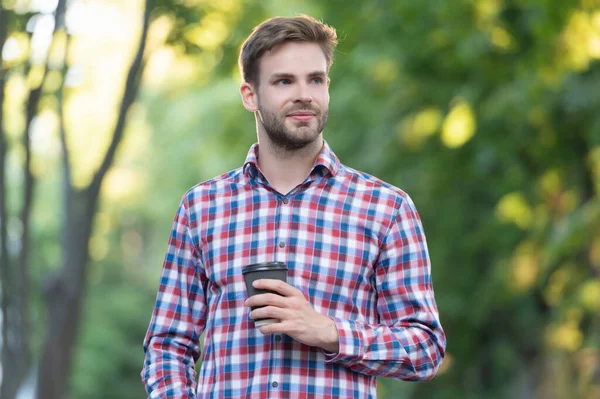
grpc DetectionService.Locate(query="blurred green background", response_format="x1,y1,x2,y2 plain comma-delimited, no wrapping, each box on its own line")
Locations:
1,0,600,398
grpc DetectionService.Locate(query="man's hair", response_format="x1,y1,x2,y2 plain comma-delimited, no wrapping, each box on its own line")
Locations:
239,15,338,86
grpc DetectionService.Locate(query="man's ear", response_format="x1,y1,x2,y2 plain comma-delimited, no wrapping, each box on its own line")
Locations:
240,82,258,112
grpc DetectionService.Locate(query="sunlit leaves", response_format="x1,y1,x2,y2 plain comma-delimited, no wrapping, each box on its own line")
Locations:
371,58,399,85
588,146,600,194
184,12,230,51
29,109,60,177
544,199,600,267
539,169,562,199
3,73,28,137
397,107,442,151
496,192,533,229
559,10,600,71
590,237,600,271
57,0,147,188
489,26,514,50
544,266,571,306
578,279,600,312
441,98,476,148
510,241,540,291
546,308,585,352
1,31,29,64
474,0,503,25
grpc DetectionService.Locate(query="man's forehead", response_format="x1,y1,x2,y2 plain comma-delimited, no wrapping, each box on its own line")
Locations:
261,42,326,66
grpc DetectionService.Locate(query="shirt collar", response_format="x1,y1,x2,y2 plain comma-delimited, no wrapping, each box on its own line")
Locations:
312,140,340,178
243,140,340,180
242,143,260,179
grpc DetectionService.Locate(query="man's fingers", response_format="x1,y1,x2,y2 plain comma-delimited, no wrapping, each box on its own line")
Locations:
252,279,301,297
245,292,286,308
258,320,292,335
249,305,291,322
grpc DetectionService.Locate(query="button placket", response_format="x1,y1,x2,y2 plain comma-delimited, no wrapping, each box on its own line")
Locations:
275,195,291,261
268,328,283,395
269,197,289,395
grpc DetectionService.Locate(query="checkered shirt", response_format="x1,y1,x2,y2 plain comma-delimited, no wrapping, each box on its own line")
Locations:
142,141,446,398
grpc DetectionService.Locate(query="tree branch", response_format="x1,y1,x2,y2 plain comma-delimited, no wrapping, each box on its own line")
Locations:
20,0,69,252
87,0,152,200
58,62,72,191
57,21,72,192
0,0,11,268
0,6,29,399
15,0,70,360
0,0,12,368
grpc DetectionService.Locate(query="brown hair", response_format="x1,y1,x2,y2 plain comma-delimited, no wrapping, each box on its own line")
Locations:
239,15,338,86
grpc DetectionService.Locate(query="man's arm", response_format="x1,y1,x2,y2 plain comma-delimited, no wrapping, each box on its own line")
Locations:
324,194,446,380
141,197,207,398
247,194,446,381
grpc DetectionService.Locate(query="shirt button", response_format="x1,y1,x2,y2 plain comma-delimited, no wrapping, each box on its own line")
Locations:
272,381,278,388
278,241,285,248
282,198,289,204
275,335,281,342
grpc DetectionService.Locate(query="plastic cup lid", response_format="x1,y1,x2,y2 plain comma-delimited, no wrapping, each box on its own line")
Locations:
242,261,287,274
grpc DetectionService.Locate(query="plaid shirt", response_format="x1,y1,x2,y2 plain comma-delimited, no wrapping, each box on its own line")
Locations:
142,141,446,398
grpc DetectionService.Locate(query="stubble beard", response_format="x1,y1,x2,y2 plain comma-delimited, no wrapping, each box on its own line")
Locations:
257,101,328,151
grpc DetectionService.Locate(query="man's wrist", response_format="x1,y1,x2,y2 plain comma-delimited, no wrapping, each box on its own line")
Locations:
319,317,340,353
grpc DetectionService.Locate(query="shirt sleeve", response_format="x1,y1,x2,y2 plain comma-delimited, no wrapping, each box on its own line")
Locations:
325,194,446,380
141,196,208,398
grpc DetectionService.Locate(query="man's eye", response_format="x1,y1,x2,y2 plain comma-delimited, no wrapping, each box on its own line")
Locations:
311,77,324,84
276,79,291,85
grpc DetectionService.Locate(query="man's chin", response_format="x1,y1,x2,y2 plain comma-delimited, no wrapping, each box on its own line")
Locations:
285,119,313,130
277,132,322,150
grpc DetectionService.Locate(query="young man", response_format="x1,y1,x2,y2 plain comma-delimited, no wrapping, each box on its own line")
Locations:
142,15,446,399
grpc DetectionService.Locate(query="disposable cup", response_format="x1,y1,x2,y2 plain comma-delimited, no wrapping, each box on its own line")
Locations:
243,261,288,327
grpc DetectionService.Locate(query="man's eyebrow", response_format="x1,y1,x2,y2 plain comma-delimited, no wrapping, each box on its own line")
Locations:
270,73,295,81
269,71,327,80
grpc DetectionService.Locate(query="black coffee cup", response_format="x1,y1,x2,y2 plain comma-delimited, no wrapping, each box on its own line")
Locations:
242,261,288,327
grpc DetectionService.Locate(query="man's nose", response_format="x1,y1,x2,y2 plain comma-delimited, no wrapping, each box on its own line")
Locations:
293,83,312,103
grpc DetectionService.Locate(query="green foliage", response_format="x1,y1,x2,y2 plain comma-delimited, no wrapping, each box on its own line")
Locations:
69,266,156,399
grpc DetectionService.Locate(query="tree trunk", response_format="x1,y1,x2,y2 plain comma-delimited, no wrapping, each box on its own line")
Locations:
0,78,27,399
35,1,151,397
0,5,31,399
1,52,43,399
38,190,95,399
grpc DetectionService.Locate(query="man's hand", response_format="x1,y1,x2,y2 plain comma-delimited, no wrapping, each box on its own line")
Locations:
245,279,339,353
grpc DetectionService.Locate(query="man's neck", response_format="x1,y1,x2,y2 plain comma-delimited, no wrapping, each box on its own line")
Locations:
257,134,323,195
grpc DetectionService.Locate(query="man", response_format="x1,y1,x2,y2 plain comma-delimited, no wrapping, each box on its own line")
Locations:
142,15,446,399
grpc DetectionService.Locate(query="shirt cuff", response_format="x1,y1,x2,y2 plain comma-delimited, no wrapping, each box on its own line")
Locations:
322,317,365,364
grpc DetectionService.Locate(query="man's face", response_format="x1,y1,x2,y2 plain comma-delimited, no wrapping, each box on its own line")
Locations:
255,41,330,150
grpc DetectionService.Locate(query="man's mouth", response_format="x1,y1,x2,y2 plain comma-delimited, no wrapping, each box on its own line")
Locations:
287,111,315,121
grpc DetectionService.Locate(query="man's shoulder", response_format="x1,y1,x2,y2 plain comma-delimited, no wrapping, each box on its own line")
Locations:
181,167,245,202
337,163,411,205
